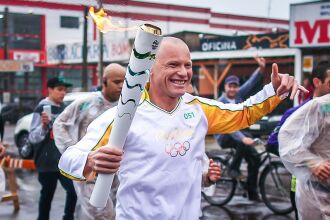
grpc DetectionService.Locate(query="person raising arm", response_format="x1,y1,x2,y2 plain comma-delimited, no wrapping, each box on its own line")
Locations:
59,37,307,220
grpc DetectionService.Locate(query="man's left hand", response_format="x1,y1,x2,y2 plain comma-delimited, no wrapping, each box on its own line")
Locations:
208,159,221,183
311,162,330,181
271,63,309,100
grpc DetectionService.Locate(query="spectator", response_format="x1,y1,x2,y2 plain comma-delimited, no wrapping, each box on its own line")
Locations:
279,61,330,220
29,77,77,220
53,63,126,220
214,57,267,201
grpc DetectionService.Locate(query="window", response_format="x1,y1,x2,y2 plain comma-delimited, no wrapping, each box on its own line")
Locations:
7,13,42,50
60,16,79,29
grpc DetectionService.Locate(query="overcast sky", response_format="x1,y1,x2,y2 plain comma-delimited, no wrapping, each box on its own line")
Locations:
138,0,320,19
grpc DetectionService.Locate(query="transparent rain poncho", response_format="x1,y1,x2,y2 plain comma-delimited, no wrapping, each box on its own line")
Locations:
0,167,5,195
279,94,330,220
53,91,118,220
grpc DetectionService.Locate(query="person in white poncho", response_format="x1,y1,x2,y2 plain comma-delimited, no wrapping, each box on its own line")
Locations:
53,64,126,220
279,61,330,220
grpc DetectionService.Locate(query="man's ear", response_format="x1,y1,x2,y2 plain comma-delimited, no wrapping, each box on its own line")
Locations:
149,67,154,76
102,78,107,87
313,77,321,88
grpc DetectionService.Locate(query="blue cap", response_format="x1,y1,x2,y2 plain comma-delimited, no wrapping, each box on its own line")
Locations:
224,75,240,86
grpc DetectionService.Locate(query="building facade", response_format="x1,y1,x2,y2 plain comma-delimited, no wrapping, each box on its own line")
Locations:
289,0,330,73
0,0,289,103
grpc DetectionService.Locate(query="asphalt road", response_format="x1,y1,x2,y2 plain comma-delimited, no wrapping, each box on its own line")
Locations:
1,124,294,220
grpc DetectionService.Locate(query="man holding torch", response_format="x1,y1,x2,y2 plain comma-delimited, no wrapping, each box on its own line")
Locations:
59,36,306,219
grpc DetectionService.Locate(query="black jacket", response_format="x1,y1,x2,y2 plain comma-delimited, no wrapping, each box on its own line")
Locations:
29,99,66,172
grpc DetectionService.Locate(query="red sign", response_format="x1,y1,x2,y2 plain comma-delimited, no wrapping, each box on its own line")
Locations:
290,1,330,48
294,20,330,45
8,50,46,63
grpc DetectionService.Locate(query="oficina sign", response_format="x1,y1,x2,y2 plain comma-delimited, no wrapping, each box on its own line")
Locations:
200,33,289,52
290,1,330,48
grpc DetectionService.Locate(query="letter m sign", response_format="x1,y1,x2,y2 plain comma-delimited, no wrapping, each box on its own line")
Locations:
294,19,330,46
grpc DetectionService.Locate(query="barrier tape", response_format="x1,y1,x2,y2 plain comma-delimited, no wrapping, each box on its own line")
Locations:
0,156,35,170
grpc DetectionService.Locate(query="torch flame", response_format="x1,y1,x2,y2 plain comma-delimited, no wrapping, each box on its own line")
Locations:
89,7,138,33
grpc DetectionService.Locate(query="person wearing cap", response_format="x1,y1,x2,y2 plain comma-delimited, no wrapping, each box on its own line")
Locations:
214,57,266,201
53,64,126,220
29,77,77,220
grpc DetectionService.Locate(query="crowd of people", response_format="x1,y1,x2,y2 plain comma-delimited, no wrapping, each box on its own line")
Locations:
0,36,328,220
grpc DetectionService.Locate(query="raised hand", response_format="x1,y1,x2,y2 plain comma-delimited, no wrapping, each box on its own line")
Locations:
271,63,309,100
255,56,266,74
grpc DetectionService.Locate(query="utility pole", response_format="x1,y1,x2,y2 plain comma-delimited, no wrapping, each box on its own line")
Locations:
98,30,104,84
3,7,9,59
97,0,104,85
2,7,9,98
82,6,88,91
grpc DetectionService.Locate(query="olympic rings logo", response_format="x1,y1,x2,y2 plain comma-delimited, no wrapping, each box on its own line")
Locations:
165,141,190,157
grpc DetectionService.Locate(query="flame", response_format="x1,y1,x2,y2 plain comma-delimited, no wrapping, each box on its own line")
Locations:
89,7,138,33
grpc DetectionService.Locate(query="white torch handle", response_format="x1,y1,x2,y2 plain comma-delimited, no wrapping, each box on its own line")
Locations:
90,24,162,208
89,173,115,207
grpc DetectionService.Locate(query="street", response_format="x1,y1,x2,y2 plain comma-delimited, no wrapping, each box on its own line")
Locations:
1,124,294,220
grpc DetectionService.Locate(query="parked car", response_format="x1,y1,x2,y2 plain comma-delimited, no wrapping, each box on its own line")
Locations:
14,92,92,159
1,103,34,124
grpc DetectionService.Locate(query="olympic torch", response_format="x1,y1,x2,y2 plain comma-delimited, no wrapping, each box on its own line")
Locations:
89,24,162,208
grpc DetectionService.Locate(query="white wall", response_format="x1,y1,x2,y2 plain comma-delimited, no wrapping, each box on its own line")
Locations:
0,1,289,63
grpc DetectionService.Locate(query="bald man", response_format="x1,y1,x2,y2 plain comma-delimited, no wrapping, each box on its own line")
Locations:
53,63,125,220
59,37,306,219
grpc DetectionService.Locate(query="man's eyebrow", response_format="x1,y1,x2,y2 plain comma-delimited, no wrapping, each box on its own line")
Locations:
166,61,179,64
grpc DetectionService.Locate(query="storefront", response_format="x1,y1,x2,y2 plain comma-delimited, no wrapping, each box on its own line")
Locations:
0,11,46,104
1,0,290,105
192,33,299,95
290,0,330,73
0,9,131,104
183,31,302,115
46,39,131,91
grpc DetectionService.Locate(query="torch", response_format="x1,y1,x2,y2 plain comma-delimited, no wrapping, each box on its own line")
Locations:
89,24,162,208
